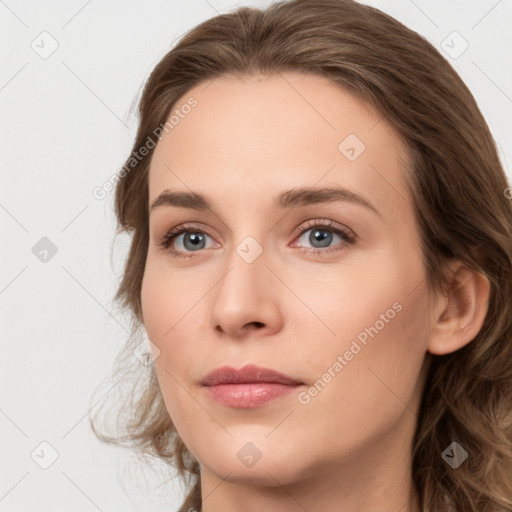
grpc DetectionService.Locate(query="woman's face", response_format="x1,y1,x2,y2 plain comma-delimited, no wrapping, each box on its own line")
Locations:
141,72,434,488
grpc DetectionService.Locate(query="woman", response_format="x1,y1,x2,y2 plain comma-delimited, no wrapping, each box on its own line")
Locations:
90,1,512,510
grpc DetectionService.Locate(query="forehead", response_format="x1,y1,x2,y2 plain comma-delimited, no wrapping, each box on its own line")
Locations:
148,72,412,223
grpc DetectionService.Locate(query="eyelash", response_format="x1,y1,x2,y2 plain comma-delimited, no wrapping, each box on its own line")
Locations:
159,219,357,259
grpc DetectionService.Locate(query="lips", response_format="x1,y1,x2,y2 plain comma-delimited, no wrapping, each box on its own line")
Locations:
200,364,303,386
200,364,304,408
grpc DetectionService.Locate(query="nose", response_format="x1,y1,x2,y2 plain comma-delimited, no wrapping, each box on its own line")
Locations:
210,246,284,339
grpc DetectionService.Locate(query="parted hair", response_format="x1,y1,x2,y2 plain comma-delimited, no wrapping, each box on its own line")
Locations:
90,1,512,510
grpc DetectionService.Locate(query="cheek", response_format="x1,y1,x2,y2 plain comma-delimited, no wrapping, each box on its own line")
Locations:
304,249,430,403
141,255,201,340
140,256,208,381
140,260,168,340
293,284,430,462
141,260,180,373
140,261,203,439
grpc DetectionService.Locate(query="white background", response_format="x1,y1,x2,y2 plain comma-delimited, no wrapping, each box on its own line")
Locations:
1,0,511,511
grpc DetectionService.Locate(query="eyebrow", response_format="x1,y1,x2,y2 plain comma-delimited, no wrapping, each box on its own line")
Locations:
149,186,382,218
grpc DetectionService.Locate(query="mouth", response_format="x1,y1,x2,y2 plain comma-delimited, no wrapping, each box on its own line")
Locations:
200,364,304,408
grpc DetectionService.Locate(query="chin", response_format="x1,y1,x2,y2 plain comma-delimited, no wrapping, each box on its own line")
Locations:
195,435,301,477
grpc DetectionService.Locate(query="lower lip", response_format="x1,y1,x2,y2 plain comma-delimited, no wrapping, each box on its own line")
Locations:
203,383,301,408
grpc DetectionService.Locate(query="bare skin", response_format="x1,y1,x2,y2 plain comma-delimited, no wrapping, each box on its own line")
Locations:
141,72,490,512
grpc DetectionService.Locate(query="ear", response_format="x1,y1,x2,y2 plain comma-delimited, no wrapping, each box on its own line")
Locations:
427,259,491,355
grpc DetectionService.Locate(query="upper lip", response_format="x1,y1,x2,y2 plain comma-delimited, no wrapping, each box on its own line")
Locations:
200,364,303,386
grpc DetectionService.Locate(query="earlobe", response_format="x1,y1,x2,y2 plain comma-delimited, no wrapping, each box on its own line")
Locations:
427,260,491,356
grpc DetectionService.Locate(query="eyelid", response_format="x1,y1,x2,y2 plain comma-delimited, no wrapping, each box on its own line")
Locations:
290,218,356,244
159,222,217,249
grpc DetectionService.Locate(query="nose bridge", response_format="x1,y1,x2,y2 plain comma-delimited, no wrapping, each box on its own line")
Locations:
221,209,271,279
209,230,283,336
219,234,269,303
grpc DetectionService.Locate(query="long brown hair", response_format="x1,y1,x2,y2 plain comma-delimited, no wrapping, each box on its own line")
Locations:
89,1,512,510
